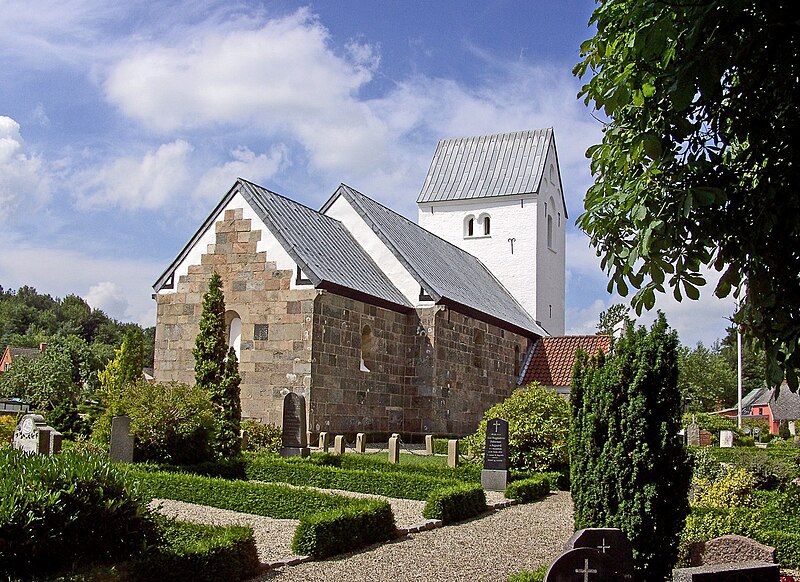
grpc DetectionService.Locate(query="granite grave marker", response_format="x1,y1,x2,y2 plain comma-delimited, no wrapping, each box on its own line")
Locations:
565,528,634,580
11,414,60,456
110,415,134,463
280,392,309,457
544,547,616,582
481,417,509,490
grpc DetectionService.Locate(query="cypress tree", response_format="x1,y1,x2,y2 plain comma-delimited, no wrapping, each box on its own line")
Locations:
570,312,691,581
216,347,242,457
193,272,227,393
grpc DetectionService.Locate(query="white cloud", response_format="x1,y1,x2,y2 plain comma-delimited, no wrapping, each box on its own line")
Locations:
72,139,193,209
0,116,51,222
193,145,288,202
85,281,130,320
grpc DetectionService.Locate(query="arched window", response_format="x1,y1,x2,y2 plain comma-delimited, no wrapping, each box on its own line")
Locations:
547,215,553,249
360,325,373,372
464,216,475,237
225,310,242,360
472,329,484,368
483,215,491,236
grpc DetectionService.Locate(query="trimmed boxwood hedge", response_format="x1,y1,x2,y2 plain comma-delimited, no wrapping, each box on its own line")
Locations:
1,449,153,580
245,455,460,500
422,483,487,524
505,474,553,503
292,500,396,558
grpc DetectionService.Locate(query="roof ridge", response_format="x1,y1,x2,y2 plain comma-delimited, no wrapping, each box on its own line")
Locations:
435,127,552,145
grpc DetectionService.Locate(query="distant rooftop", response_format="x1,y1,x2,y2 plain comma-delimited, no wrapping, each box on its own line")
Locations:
519,335,612,387
417,128,555,204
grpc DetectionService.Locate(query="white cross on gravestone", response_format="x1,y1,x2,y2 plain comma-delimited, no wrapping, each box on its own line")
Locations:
597,538,611,553
575,558,598,582
492,420,501,434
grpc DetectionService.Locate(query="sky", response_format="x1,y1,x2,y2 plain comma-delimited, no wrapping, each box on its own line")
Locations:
0,0,735,346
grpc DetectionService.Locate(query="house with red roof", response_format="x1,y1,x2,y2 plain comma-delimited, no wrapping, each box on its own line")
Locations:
517,335,612,395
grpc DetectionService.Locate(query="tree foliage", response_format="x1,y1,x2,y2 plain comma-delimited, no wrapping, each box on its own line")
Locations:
216,347,242,458
596,303,630,337
678,342,737,411
570,313,691,581
574,1,800,389
193,273,227,394
465,382,570,473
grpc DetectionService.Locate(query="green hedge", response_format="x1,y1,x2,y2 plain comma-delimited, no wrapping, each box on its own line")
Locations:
131,469,355,518
292,500,396,558
505,474,553,503
131,518,260,581
758,529,800,569
422,483,487,524
245,455,460,500
336,451,483,481
507,564,548,582
0,449,153,580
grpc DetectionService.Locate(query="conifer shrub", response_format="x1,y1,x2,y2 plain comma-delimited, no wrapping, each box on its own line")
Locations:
0,449,154,580
422,483,487,523
570,313,691,581
464,382,570,473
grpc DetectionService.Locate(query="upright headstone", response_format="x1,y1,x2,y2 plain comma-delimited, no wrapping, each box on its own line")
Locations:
544,546,617,582
481,417,509,491
333,435,345,455
318,431,330,452
388,435,400,464
690,535,776,567
355,432,366,453
49,430,63,455
425,434,434,455
720,430,734,448
672,562,779,582
110,415,134,463
448,439,459,468
12,414,58,455
565,528,634,580
686,420,701,447
280,393,310,458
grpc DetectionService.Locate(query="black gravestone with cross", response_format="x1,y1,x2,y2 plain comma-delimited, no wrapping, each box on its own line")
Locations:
279,392,310,458
562,528,635,581
480,417,510,491
544,547,617,582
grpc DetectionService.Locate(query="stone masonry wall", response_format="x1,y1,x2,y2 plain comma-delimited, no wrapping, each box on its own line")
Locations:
154,208,318,425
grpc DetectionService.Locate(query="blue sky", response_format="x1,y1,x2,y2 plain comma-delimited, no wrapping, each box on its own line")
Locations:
0,0,734,345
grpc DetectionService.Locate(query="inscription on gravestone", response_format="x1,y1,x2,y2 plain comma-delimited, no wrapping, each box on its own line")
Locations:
544,547,616,582
481,417,509,490
565,528,634,581
280,392,309,458
11,414,60,456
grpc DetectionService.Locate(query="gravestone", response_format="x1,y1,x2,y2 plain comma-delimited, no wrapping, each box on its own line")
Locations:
110,415,134,463
687,420,701,446
355,432,366,453
672,561,779,582
544,547,617,582
333,435,345,455
388,435,400,464
279,393,309,458
719,430,734,448
689,535,775,567
12,414,60,455
481,417,509,491
448,439,459,468
425,434,434,455
565,528,634,580
318,431,330,452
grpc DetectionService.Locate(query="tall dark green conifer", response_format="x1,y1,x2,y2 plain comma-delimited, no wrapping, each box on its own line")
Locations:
217,347,242,457
193,272,227,393
570,312,691,581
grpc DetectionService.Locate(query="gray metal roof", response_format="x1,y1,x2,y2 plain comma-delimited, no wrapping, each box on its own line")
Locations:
417,129,554,203
323,184,546,337
154,179,411,310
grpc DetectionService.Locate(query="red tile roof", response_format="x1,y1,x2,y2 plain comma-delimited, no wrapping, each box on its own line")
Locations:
520,335,611,388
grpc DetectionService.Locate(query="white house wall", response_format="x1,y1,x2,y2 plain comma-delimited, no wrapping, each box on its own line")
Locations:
324,195,431,307
158,191,311,294
418,194,540,324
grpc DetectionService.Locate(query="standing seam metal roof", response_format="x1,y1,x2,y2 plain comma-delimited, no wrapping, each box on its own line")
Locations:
417,129,554,203
324,184,545,337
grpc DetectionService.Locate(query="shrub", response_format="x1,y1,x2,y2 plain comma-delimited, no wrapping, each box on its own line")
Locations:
422,483,487,524
692,467,758,508
697,447,798,489
507,565,548,582
291,501,396,558
433,437,468,456
47,398,91,440
0,414,16,444
246,454,457,500
758,529,800,569
464,382,570,473
93,381,215,465
337,450,482,482
0,449,154,580
241,420,282,453
130,517,260,581
677,507,763,566
571,314,691,581
505,474,553,503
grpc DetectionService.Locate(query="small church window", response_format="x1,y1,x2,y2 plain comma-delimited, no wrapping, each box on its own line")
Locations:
472,329,484,368
550,164,555,184
558,212,561,228
547,215,553,249
464,215,476,238
360,325,373,372
483,216,491,236
226,310,242,360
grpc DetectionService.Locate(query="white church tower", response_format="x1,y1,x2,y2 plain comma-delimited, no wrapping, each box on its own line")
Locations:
417,129,566,335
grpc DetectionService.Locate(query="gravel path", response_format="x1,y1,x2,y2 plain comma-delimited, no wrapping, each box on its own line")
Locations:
251,491,574,582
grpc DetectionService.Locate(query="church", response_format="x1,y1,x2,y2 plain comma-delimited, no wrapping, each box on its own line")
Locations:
153,129,568,437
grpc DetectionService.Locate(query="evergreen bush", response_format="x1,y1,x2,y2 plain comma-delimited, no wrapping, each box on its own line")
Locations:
241,419,282,453
504,474,553,503
570,313,691,581
464,382,570,473
422,483,487,523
